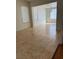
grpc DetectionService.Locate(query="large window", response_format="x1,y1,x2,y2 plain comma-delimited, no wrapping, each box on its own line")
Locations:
46,7,57,23
50,8,57,20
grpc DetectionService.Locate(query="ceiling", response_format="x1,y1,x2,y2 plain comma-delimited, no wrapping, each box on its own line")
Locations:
25,0,56,6
26,0,56,2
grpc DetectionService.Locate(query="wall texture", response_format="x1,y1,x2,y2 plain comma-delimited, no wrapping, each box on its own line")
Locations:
16,0,31,31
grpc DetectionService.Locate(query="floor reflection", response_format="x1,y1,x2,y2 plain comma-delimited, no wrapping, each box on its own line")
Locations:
46,23,56,39
33,23,56,39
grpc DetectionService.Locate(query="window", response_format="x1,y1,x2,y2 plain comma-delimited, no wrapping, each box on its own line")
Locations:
21,6,29,23
50,8,57,20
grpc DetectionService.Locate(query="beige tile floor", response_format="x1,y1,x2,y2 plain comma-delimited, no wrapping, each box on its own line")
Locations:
16,23,63,59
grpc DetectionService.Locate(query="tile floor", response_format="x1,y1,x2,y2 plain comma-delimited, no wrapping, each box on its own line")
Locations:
16,23,62,59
